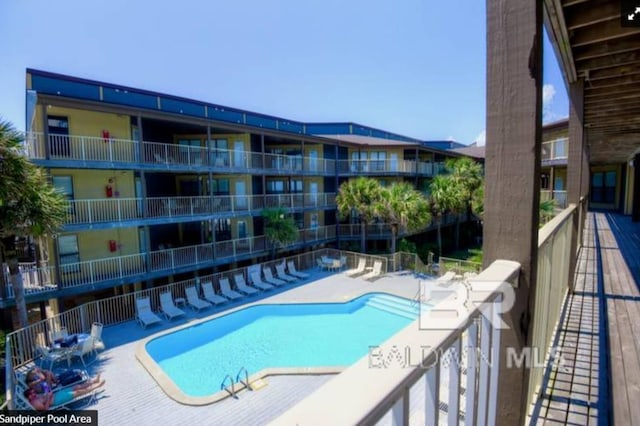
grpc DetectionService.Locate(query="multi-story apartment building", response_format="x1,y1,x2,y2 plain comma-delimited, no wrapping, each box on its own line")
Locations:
8,69,469,319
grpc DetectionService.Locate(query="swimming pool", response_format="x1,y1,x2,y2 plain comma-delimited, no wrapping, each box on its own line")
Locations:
142,293,428,403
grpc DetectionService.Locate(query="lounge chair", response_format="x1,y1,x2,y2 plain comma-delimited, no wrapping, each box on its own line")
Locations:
201,281,228,305
234,274,259,295
185,286,212,311
362,260,383,281
68,337,95,367
263,267,287,286
160,291,186,320
15,377,101,411
35,345,68,371
249,272,275,291
287,261,310,279
275,263,296,282
346,258,366,277
135,297,162,329
89,322,105,356
219,278,243,300
436,271,456,284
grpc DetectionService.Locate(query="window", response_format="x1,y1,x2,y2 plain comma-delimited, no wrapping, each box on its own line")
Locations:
293,213,304,229
540,173,550,190
267,180,285,194
58,235,80,272
289,180,303,193
370,151,387,171
211,179,229,195
591,171,616,204
52,176,74,200
208,139,228,166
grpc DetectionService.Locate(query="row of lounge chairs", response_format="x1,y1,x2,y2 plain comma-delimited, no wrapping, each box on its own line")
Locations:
135,261,311,328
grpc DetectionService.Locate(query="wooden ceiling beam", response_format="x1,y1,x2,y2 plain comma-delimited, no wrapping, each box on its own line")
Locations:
565,2,619,30
576,50,640,72
584,96,640,107
574,36,640,61
587,65,640,81
570,20,640,48
585,85,640,98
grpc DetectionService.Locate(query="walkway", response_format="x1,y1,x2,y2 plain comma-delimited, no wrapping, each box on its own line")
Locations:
531,212,640,425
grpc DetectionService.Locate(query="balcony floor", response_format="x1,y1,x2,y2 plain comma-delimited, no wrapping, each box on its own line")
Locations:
530,212,640,425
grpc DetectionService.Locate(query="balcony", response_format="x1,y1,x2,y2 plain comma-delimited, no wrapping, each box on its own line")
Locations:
61,193,337,229
1,226,337,300
336,158,445,177
541,138,568,166
25,132,336,175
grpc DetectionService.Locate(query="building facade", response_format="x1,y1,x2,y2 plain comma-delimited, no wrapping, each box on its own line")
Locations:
9,69,467,319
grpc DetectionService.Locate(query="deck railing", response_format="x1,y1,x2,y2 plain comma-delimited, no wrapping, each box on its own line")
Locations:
25,132,336,174
1,227,337,299
3,249,386,371
273,260,521,425
62,193,337,225
335,158,443,176
526,203,576,408
439,256,483,275
540,190,568,209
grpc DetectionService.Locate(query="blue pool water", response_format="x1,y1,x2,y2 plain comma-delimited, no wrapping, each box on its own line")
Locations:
146,293,425,397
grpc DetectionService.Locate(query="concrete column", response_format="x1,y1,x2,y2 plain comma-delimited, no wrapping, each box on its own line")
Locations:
484,0,542,424
567,79,585,290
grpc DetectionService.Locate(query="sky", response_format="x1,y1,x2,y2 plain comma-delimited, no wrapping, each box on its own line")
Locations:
0,0,568,145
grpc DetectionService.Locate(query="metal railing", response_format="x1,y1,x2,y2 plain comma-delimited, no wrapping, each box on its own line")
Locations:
62,193,337,225
336,159,444,176
540,190,568,209
26,132,336,174
526,203,576,408
1,227,336,298
273,260,521,425
439,256,483,275
3,248,373,370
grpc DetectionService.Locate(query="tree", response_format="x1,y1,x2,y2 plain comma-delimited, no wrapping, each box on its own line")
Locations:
429,174,464,256
445,157,484,248
335,177,384,253
262,207,299,259
0,119,66,329
378,182,431,253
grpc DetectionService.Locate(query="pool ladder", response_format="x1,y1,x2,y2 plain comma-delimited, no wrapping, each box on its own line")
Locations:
220,367,252,399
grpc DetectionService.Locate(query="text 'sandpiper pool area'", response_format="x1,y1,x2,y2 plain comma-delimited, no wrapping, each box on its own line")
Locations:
143,293,431,403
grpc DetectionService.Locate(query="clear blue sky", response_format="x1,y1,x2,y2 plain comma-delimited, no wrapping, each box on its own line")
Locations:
0,0,568,145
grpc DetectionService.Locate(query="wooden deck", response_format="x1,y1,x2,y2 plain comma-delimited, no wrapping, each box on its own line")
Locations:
530,212,640,425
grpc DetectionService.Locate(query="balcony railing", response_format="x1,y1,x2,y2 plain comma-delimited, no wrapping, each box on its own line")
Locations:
336,159,444,176
541,138,568,162
1,226,336,299
63,193,337,225
26,132,336,174
274,259,521,424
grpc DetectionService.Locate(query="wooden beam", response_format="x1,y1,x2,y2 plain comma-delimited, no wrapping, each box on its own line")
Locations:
585,106,640,117
565,1,619,30
576,50,640,72
574,35,640,61
588,65,640,81
585,84,640,98
571,20,640,48
584,97,640,107
486,1,541,424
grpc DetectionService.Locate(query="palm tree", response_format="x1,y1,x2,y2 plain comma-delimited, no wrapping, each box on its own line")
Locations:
446,157,484,248
262,207,299,259
0,119,67,328
378,182,431,253
335,177,384,253
429,174,464,256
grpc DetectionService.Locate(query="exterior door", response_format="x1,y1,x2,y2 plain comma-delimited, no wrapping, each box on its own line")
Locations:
310,182,318,206
235,180,247,209
309,150,318,172
234,141,245,168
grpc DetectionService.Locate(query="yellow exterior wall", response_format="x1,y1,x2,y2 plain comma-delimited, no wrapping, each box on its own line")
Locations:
230,217,254,239
50,169,135,199
36,105,131,140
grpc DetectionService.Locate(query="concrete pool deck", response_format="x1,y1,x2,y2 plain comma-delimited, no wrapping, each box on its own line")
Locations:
65,268,445,425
